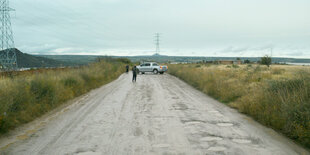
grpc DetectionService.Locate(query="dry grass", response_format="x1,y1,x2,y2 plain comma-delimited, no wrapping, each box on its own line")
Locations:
0,58,126,134
169,64,310,148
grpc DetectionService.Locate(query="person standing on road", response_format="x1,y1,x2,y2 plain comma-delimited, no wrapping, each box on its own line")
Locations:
126,65,129,73
132,66,137,82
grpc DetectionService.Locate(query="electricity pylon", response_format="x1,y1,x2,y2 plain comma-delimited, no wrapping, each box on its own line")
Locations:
0,0,17,70
154,33,160,55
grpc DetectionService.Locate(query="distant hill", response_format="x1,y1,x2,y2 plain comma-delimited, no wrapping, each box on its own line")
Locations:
111,55,310,64
39,55,99,65
0,48,70,68
38,54,310,64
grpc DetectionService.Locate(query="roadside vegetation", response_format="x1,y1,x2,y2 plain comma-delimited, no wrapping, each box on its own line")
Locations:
0,58,128,134
168,64,310,148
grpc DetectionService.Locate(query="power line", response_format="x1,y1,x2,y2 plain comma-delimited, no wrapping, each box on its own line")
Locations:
0,0,17,70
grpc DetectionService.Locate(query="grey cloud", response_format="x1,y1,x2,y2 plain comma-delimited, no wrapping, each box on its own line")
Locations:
8,0,310,57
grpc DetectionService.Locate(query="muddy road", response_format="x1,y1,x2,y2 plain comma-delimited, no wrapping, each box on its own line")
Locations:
1,73,309,155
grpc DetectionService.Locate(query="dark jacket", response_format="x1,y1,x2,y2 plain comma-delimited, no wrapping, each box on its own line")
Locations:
132,66,137,75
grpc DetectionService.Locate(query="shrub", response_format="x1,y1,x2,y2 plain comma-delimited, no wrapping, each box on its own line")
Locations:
244,59,251,64
168,64,310,148
63,76,79,88
31,78,57,105
272,68,285,75
232,64,239,68
0,59,124,134
261,55,272,67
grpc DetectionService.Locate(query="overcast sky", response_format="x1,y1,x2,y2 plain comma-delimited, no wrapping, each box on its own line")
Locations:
10,0,310,57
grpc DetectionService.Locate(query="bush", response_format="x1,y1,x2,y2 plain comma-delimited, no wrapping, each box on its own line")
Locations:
244,59,251,64
168,64,310,148
0,59,124,134
261,55,272,67
31,78,57,105
232,64,239,68
272,68,285,75
63,76,79,88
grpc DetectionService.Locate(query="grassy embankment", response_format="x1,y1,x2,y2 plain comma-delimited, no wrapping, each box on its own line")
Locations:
0,58,127,134
169,64,310,148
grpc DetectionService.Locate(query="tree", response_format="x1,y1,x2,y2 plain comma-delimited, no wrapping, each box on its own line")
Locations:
261,55,272,67
244,59,251,64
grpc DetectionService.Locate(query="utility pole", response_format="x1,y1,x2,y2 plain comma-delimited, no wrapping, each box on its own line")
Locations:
0,0,17,70
154,33,160,55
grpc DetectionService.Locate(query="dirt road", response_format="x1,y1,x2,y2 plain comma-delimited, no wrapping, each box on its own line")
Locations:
1,73,309,155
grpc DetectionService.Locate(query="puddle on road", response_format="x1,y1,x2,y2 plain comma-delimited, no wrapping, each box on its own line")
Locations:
208,146,227,151
232,139,251,144
201,136,223,141
216,123,234,127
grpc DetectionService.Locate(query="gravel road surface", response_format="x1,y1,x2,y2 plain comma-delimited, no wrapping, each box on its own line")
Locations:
1,73,309,155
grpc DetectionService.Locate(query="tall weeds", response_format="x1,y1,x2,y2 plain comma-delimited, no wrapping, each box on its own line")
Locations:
0,58,125,134
169,64,310,148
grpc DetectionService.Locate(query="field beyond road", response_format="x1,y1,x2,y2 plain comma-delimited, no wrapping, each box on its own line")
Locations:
1,72,308,154
169,64,310,149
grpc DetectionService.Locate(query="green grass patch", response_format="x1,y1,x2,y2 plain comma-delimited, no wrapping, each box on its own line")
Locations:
0,58,127,134
168,64,310,148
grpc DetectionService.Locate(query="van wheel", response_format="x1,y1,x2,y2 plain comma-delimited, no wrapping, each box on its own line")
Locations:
160,72,164,74
153,69,158,74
